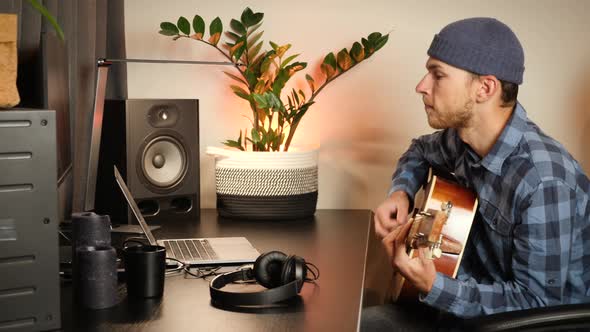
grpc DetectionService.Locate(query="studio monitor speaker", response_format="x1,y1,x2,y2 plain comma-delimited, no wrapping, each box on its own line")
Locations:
95,99,200,224
0,109,61,331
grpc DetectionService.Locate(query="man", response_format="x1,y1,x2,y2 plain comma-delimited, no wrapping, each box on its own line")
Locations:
363,17,590,329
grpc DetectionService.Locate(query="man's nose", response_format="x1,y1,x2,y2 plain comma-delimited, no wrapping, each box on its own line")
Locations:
416,75,429,94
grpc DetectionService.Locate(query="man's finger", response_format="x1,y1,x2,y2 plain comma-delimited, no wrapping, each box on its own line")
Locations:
382,225,405,258
374,218,388,239
374,210,394,239
382,226,402,248
393,217,413,252
379,207,399,233
395,200,409,225
381,230,395,259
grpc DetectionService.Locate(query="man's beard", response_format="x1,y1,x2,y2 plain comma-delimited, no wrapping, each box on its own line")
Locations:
427,98,474,129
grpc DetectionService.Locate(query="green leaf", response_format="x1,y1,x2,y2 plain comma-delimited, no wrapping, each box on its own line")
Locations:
267,92,283,109
321,63,336,79
252,93,268,108
260,56,274,74
248,41,264,62
361,37,370,50
251,128,261,143
337,48,353,71
375,34,389,52
225,31,240,41
160,22,179,34
223,139,245,151
281,53,300,68
244,69,258,88
350,42,364,62
177,16,190,35
323,52,337,68
305,74,315,94
267,130,275,148
276,44,291,58
247,22,263,37
321,53,338,78
223,71,248,86
368,32,383,43
292,88,300,105
209,17,223,45
233,41,247,62
230,19,246,34
159,30,178,36
299,89,306,101
229,40,245,60
247,31,264,49
241,7,254,26
27,0,65,41
254,80,267,94
272,62,306,96
269,41,279,51
230,85,250,100
241,7,264,27
192,15,205,37
361,37,374,55
251,13,264,26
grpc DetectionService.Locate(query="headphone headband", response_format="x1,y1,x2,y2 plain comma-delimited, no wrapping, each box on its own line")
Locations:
209,268,300,306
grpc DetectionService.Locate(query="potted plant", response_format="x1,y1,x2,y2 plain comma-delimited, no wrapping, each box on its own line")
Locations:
158,7,388,219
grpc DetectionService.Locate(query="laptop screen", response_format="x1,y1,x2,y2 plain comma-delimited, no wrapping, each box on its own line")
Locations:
113,165,158,246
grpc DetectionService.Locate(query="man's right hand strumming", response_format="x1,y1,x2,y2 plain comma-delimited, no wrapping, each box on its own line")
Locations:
373,191,411,239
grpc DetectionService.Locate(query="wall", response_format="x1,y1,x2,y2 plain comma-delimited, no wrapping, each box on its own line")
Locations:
125,0,590,210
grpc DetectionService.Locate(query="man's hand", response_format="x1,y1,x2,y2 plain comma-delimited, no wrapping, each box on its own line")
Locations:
374,191,411,239
382,220,437,294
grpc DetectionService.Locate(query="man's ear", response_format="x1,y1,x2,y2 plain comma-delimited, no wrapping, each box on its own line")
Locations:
475,75,500,103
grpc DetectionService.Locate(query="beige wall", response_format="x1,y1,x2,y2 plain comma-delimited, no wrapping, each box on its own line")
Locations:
125,0,590,210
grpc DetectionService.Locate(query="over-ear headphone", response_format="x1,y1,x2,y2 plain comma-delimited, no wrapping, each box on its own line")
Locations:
209,251,319,306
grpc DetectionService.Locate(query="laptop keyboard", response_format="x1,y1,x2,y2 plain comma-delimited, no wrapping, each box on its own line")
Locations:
162,239,219,262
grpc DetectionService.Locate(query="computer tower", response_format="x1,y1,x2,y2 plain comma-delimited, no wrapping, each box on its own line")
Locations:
0,109,60,331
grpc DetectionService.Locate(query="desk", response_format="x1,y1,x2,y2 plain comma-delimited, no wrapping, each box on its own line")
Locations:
60,209,372,331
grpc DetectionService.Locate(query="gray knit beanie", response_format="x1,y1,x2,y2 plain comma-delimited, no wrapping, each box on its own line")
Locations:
427,17,525,85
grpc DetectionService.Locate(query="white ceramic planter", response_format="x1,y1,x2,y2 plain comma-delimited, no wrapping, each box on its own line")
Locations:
206,146,318,220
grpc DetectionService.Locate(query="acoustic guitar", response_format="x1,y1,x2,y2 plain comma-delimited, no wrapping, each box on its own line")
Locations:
391,172,478,301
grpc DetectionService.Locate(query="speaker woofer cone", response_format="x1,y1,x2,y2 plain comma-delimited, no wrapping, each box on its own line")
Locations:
140,135,187,190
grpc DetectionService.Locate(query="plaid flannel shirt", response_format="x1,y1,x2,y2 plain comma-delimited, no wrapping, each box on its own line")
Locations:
390,102,590,318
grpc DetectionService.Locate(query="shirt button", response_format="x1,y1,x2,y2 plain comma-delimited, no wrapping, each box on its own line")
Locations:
548,279,555,285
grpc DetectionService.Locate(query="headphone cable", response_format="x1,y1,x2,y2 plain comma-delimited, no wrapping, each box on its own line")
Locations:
305,262,320,281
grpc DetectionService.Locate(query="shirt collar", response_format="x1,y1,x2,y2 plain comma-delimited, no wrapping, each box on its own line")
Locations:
478,102,528,175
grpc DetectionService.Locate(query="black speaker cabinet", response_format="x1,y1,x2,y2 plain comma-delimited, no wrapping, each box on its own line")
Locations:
0,109,61,331
95,99,200,224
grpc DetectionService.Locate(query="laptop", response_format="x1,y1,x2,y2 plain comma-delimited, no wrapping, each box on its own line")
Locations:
113,166,260,266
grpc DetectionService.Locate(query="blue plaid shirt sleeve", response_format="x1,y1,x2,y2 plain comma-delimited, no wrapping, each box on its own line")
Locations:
420,179,579,318
389,129,459,198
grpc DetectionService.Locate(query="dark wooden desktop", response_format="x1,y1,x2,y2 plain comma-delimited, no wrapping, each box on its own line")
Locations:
60,209,373,331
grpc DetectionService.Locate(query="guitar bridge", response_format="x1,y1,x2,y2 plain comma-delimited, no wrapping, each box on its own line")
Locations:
406,201,453,259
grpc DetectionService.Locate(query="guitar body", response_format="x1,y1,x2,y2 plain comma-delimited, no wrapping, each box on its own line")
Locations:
391,173,478,302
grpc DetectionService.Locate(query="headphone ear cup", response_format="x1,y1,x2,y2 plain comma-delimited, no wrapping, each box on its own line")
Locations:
281,255,307,291
254,251,288,289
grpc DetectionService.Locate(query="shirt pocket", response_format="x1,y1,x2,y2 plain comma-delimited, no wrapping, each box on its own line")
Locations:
478,199,513,237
